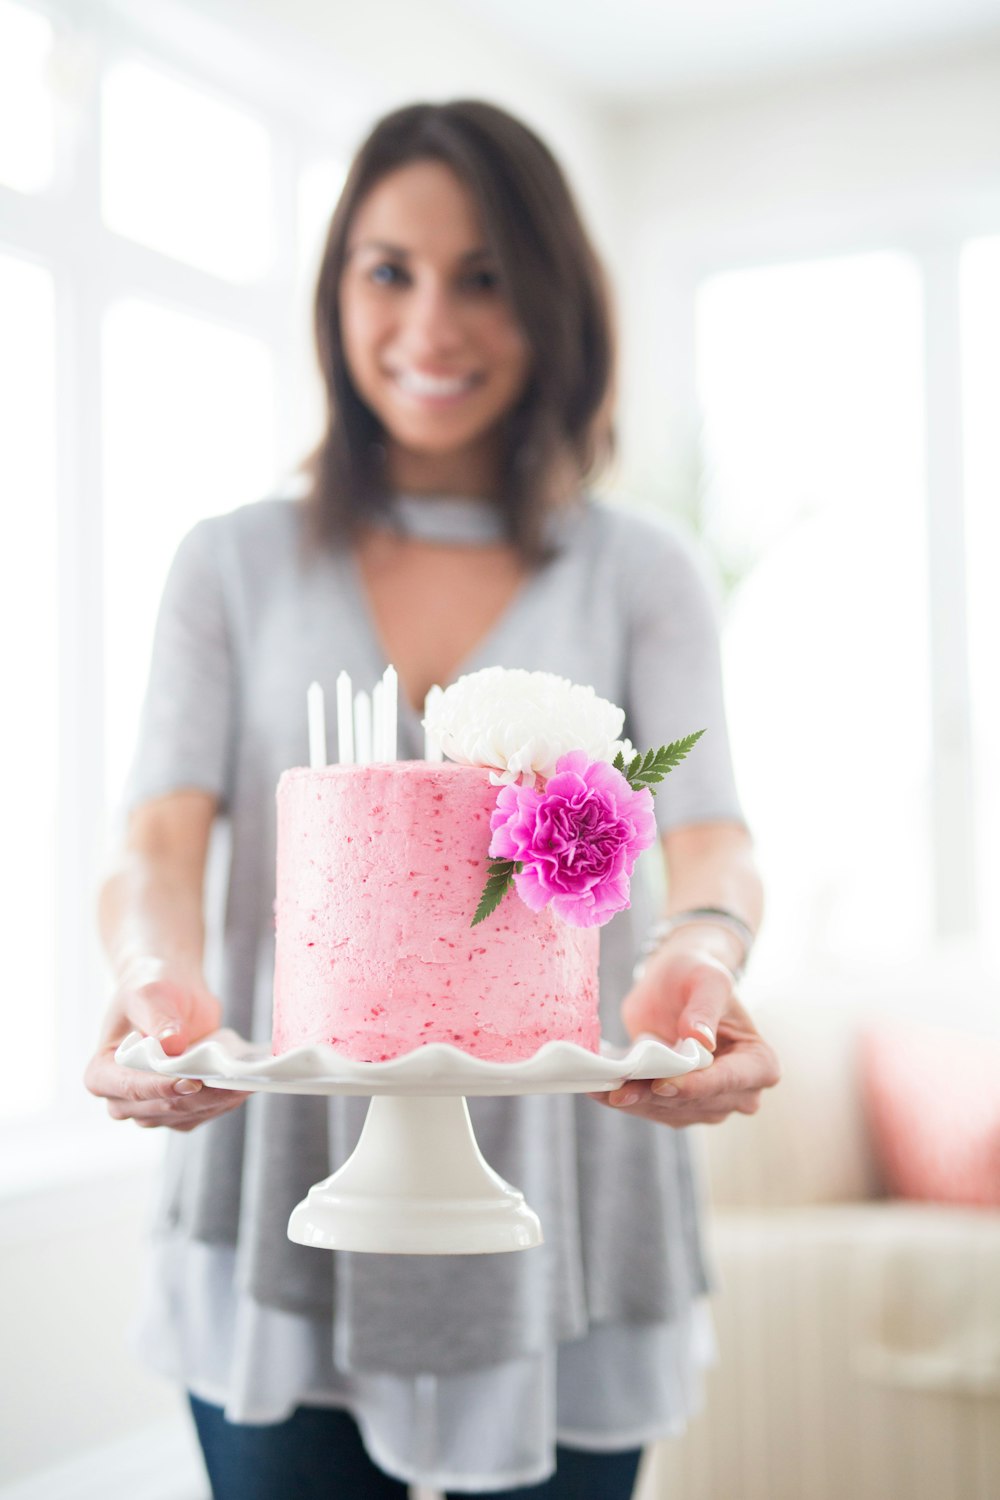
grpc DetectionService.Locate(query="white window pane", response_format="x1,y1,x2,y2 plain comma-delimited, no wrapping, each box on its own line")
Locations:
290,158,346,463
0,0,54,194
103,299,276,803
101,60,273,282
0,253,57,1118
961,235,1000,969
297,158,346,288
696,253,931,977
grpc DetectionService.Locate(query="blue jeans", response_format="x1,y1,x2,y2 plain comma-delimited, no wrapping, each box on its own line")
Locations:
188,1393,643,1499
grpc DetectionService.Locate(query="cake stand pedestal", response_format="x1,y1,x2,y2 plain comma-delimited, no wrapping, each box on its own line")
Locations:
289,1093,541,1253
115,1029,712,1256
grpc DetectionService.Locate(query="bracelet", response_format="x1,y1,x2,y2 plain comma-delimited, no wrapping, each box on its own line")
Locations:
632,906,755,984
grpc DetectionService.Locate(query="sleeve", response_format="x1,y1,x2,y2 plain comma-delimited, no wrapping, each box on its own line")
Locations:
624,518,750,838
119,517,238,818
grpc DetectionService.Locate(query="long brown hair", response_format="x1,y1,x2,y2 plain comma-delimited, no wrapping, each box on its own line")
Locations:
303,100,616,563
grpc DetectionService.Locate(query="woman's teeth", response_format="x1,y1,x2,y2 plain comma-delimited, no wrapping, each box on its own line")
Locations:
394,369,477,398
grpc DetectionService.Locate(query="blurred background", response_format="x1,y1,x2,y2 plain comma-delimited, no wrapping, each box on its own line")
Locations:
2,0,1000,1495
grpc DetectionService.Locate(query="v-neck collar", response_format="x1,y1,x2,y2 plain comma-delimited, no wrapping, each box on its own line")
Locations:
336,492,589,728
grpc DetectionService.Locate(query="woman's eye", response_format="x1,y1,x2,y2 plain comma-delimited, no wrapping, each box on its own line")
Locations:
369,262,407,287
463,269,499,293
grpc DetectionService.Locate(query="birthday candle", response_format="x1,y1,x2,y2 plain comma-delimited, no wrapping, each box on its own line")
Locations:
423,684,443,762
372,679,385,763
307,681,327,769
336,670,354,764
382,665,398,762
354,690,372,766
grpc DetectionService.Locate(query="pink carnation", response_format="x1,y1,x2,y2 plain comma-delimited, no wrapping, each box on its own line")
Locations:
488,750,657,928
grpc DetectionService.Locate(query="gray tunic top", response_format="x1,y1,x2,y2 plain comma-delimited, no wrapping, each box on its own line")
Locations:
123,490,748,1390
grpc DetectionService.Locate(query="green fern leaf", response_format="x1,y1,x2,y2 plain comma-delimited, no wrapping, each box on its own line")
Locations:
471,859,520,927
623,730,707,793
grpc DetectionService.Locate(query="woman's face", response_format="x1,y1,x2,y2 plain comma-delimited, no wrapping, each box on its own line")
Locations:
338,160,532,488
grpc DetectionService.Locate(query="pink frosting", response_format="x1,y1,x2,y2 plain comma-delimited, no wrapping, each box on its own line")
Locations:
272,762,600,1061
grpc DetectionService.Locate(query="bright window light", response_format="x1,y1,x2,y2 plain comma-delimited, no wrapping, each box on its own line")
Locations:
0,252,57,1120
961,235,1000,970
290,158,347,464
102,298,277,807
297,158,346,289
696,252,930,978
101,58,273,282
0,0,54,194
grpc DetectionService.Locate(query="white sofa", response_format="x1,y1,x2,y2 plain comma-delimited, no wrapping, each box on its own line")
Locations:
638,976,1000,1500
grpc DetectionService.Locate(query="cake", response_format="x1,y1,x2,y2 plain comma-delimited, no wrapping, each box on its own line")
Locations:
271,760,601,1061
271,665,698,1064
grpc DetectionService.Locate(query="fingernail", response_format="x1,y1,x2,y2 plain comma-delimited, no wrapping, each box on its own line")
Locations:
612,1089,640,1107
693,1023,716,1048
157,1025,180,1041
174,1078,202,1095
652,1081,679,1097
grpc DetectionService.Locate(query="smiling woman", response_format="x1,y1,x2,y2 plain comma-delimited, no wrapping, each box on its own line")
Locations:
87,96,770,1500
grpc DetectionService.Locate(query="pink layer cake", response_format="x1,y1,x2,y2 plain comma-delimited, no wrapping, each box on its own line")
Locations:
272,761,600,1062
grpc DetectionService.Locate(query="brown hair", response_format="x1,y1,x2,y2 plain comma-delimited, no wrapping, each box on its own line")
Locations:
303,99,616,563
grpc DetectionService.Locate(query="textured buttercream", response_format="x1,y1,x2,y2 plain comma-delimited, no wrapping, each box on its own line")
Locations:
272,761,599,1061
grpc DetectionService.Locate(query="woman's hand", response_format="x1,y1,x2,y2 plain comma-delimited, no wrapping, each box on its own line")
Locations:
590,942,780,1127
84,959,248,1132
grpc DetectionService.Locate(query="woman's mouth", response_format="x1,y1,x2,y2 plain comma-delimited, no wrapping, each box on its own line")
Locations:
389,367,483,404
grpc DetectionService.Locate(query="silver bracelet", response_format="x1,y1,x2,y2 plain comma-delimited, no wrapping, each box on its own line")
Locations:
632,906,755,983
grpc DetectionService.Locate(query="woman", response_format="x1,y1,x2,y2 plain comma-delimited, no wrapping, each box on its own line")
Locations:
85,100,778,1499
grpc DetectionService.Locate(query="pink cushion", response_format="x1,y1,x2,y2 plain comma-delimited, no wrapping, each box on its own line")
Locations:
858,1020,1000,1207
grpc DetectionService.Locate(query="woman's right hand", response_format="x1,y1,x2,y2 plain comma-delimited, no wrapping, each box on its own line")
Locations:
84,959,249,1132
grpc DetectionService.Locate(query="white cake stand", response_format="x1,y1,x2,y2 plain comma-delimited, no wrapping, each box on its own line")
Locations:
115,1029,712,1256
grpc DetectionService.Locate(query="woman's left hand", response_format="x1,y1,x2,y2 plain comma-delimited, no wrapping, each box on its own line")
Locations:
589,944,781,1126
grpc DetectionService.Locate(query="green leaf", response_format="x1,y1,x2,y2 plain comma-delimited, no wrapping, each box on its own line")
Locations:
624,731,706,794
471,859,519,927
612,750,625,771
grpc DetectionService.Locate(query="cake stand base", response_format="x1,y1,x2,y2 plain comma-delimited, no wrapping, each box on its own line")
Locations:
287,1094,542,1254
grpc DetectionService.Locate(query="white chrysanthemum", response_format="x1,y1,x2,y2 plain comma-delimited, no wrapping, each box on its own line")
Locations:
422,667,633,784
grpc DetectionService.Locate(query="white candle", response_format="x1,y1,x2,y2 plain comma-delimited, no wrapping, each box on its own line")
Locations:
372,679,385,763
354,689,372,766
382,664,398,763
423,684,443,762
336,670,354,764
307,681,327,769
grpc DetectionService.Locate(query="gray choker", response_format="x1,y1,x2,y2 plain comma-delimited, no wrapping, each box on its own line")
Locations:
373,492,583,548
380,494,510,545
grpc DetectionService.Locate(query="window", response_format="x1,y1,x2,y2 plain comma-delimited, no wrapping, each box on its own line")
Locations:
695,253,932,978
101,58,274,281
0,1,347,1170
102,299,275,804
297,158,347,288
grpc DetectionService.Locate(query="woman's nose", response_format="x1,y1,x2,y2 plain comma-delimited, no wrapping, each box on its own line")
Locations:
398,279,465,358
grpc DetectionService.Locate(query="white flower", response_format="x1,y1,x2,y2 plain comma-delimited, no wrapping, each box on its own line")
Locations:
422,666,633,784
